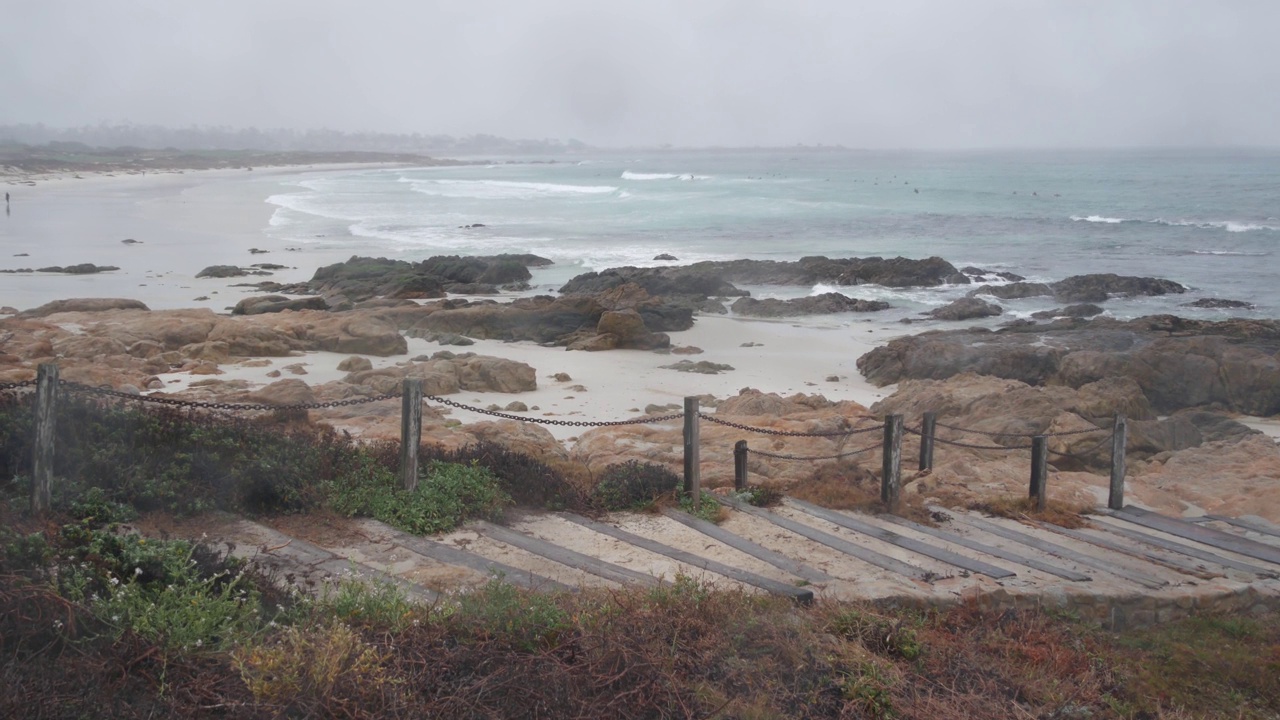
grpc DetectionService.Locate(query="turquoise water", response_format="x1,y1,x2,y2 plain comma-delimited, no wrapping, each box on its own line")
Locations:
266,149,1280,319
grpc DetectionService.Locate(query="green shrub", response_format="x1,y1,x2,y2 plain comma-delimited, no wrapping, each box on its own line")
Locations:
313,575,421,631
424,440,590,511
593,460,680,510
328,460,511,535
448,578,569,652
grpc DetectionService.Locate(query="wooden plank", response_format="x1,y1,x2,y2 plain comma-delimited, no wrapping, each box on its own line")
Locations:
1033,521,1220,580
787,499,1015,579
558,513,814,603
877,514,1091,582
1086,517,1278,578
662,508,832,583
474,520,658,587
1109,507,1280,567
946,512,1167,589
1203,515,1280,540
255,533,440,604
718,498,932,581
362,520,572,592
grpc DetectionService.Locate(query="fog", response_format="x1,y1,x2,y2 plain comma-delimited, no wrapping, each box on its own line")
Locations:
3,0,1278,149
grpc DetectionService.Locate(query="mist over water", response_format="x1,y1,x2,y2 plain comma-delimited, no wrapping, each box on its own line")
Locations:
266,148,1280,319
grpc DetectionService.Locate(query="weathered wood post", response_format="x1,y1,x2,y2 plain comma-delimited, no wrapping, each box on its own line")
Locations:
400,378,424,491
1029,435,1048,512
881,414,903,511
32,363,59,516
733,440,749,491
1108,414,1127,510
918,411,936,472
683,397,701,499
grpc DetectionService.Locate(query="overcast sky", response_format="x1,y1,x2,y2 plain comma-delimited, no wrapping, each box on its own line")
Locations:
2,1,1277,148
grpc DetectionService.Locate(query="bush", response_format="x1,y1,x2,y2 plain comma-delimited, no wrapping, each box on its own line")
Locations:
327,460,511,535
593,460,680,510
423,440,592,512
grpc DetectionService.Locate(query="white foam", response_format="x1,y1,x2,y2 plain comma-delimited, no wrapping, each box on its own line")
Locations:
621,171,679,180
1070,214,1126,224
405,179,619,200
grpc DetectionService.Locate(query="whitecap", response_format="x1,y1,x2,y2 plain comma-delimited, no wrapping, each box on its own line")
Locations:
1070,214,1126,224
406,179,619,200
621,171,679,180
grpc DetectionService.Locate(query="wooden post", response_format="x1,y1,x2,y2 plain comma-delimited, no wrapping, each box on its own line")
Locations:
881,414,903,511
400,378,424,491
683,397,700,499
734,440,748,491
1029,435,1048,512
31,363,58,516
1108,414,1127,510
918,412,936,472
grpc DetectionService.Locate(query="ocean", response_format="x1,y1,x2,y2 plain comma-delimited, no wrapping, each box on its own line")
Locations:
264,149,1280,321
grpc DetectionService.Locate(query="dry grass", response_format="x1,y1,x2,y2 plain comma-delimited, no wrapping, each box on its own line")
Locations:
969,495,1093,529
789,461,939,526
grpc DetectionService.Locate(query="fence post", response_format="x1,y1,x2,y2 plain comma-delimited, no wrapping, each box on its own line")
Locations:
400,378,424,491
881,414,903,511
918,411,936,472
1108,414,1127,510
683,397,700,499
1029,435,1048,512
31,363,59,516
734,440,748,491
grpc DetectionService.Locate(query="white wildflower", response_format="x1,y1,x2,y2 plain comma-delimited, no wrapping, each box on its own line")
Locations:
133,567,143,577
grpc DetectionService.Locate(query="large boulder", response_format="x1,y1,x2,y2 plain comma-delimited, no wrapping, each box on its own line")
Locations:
300,314,407,356
18,298,150,318
926,297,1002,321
233,295,330,315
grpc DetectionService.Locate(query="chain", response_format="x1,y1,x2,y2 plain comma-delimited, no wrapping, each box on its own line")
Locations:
699,413,884,438
749,442,881,461
0,380,37,392
58,380,401,411
933,419,1106,439
932,435,1033,451
425,394,683,428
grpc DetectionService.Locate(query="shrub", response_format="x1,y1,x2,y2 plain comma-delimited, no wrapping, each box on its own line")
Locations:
327,460,511,535
593,460,680,510
423,440,592,512
448,578,569,652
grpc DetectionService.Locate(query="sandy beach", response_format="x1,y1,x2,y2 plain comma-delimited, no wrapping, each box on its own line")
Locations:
2,167,904,431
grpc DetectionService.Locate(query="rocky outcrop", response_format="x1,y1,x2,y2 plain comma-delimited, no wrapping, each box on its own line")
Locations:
1183,298,1254,309
18,298,150,317
36,263,119,274
1031,304,1104,320
232,295,330,315
970,274,1185,303
196,265,271,279
857,315,1280,415
282,254,551,304
341,353,536,396
730,293,891,318
925,297,1002,321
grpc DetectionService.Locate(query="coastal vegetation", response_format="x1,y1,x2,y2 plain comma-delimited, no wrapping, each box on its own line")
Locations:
2,393,1278,718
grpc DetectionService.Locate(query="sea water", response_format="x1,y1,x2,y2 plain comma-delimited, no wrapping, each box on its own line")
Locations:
265,149,1280,321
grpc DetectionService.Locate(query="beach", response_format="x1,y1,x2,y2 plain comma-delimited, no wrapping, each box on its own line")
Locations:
1,166,901,433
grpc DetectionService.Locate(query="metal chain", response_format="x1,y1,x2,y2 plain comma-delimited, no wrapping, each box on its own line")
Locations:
932,435,1033,451
933,419,1106,439
749,442,881,461
425,394,683,428
0,380,37,392
58,379,401,411
699,412,884,438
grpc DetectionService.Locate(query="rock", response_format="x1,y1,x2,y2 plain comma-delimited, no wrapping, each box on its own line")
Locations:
1052,274,1185,303
504,401,528,412
302,314,407,356
121,239,141,244
1031,304,1104,320
251,263,288,270
1183,298,1254,309
671,346,704,355
36,263,120,274
295,254,550,303
566,333,618,352
417,331,475,346
196,265,269,278
283,363,308,375
962,266,1025,282
232,295,330,315
925,297,1002,321
858,315,1280,416
731,293,891,318
595,309,667,349
661,360,735,374
18,298,150,317
969,282,1055,300
206,323,304,357
653,253,679,261
244,378,315,406
552,372,572,381
826,375,840,382
337,356,373,372
344,354,536,395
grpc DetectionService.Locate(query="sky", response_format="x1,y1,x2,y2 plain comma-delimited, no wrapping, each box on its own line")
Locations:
2,0,1278,149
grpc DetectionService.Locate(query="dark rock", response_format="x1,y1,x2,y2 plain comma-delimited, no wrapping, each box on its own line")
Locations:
196,265,270,279
301,254,548,302
1051,274,1186,303
962,266,1025,282
857,314,1280,416
1031,303,1105,320
251,263,288,270
248,248,269,254
232,295,330,315
653,253,679,261
444,283,502,295
121,239,142,244
970,282,1055,300
926,297,1002,321
661,360,735,374
1182,298,1254,309
731,293,891,318
37,263,119,274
